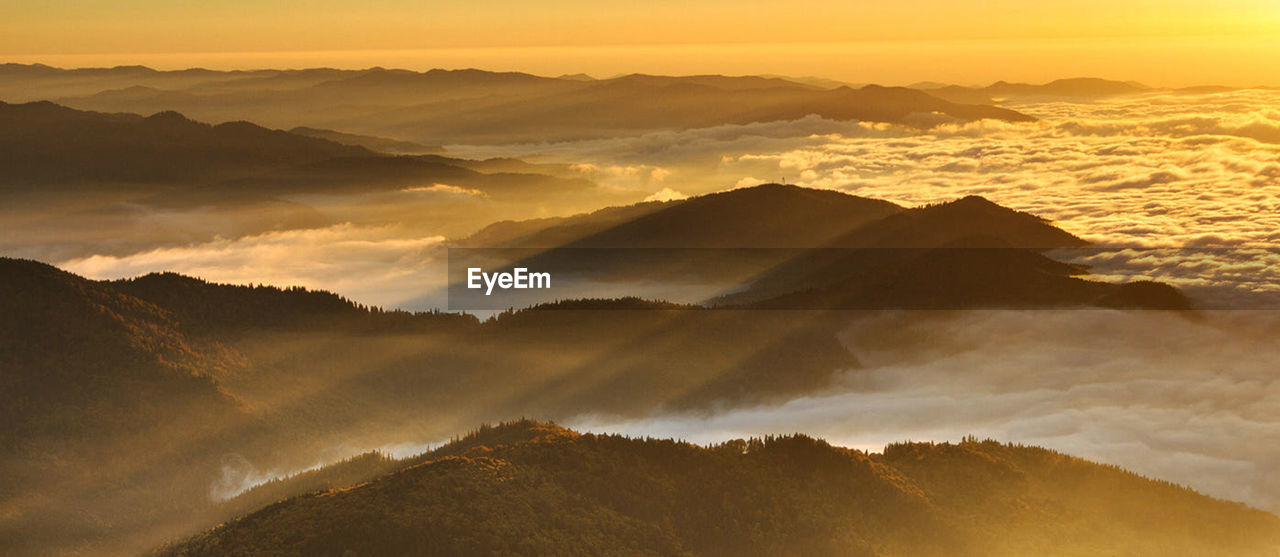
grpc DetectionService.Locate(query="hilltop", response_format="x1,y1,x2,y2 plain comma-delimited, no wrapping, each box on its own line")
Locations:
160,420,1280,557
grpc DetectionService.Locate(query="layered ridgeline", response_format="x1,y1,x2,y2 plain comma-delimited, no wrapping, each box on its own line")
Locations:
2,187,1192,554
0,64,1032,145
161,420,1280,557
0,100,628,260
912,77,1153,104
0,100,595,199
0,258,854,556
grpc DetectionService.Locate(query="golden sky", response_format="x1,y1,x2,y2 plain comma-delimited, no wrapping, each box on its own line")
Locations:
4,0,1280,86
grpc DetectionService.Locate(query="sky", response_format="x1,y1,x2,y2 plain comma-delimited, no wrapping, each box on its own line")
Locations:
4,0,1280,86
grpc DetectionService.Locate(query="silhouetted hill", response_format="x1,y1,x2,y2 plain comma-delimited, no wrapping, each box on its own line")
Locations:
111,272,474,334
159,420,1280,557
566,184,904,248
0,258,243,445
0,102,607,205
465,184,903,248
694,194,1173,308
0,258,251,556
464,186,1082,249
461,200,674,247
829,195,1088,248
910,84,997,104
0,101,368,186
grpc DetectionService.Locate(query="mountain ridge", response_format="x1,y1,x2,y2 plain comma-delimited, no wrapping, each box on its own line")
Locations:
0,64,1040,143
157,419,1280,557
0,101,607,204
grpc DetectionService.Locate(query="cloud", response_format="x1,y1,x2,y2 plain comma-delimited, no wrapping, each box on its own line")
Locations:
1056,248,1280,309
571,309,1280,513
34,90,1280,316
444,91,1280,249
401,183,488,197
447,115,894,193
566,162,675,191
715,90,1280,249
643,187,688,202
60,223,450,310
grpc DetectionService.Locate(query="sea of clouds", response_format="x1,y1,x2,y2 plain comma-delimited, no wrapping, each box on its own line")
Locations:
460,89,1280,246
48,91,1280,513
572,309,1280,513
60,90,1280,309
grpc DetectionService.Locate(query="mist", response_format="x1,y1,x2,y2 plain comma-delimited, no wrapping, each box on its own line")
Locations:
571,309,1280,513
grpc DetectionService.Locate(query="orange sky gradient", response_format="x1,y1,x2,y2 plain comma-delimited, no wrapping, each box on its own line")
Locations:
4,0,1280,86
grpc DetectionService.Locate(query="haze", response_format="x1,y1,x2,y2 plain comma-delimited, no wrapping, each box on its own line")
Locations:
5,1,1280,87
5,2,1280,551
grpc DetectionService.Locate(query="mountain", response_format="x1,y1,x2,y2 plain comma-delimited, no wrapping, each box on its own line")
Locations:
704,195,1188,309
369,81,1033,144
911,84,998,105
468,184,904,248
0,258,855,555
0,258,243,446
464,186,1086,249
917,77,1155,104
7,64,1037,144
110,271,473,335
986,77,1151,98
461,184,1188,309
0,258,250,557
461,200,676,247
159,420,1280,557
0,101,608,204
828,195,1087,248
0,63,257,102
0,101,368,186
287,126,443,154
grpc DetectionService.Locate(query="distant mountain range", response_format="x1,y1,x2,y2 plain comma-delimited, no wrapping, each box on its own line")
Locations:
911,77,1242,105
0,100,366,185
2,64,1253,148
0,101,604,203
1,64,1033,145
160,420,1280,557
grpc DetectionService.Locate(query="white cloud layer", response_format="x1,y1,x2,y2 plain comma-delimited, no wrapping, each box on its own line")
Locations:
61,224,449,310
572,309,1280,513
448,91,1280,252
725,90,1280,248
